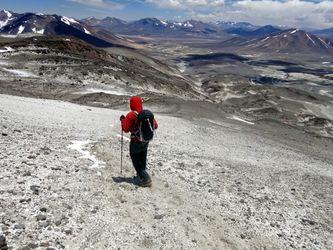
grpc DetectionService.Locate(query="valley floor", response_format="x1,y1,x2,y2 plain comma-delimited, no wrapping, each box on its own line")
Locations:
0,94,332,249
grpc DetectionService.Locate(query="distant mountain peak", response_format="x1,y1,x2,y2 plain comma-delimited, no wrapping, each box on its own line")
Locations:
1,9,13,18
60,16,80,26
224,28,333,54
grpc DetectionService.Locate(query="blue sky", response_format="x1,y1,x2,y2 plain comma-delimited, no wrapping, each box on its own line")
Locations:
1,0,333,29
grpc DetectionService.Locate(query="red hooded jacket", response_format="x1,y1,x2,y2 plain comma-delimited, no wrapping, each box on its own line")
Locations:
121,96,158,142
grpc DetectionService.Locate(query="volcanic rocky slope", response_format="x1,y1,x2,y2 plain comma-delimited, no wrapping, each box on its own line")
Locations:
0,35,203,105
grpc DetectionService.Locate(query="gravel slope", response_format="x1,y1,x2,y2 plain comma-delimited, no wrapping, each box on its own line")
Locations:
0,94,332,249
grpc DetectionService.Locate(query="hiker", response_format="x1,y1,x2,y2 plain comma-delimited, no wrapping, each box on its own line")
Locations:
120,96,158,187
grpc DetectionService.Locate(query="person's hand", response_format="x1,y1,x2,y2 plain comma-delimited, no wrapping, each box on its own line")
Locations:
120,115,125,121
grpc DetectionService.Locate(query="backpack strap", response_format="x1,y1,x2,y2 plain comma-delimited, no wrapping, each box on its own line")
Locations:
131,111,141,140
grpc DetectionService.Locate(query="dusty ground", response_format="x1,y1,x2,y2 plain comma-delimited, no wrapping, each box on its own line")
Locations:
1,94,332,249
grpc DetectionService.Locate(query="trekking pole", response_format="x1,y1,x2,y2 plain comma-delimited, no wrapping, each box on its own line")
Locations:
120,129,124,176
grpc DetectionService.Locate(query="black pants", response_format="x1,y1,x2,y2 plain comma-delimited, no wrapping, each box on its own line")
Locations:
130,141,151,182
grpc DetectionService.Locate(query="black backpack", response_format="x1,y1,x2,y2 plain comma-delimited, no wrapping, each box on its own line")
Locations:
135,110,155,142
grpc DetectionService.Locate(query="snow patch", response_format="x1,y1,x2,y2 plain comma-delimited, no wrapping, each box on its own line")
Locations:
32,28,44,34
290,29,298,34
4,10,12,18
222,93,245,101
318,37,330,49
67,140,105,168
0,10,13,28
0,20,9,28
83,27,91,34
177,61,187,73
80,88,129,96
103,66,122,72
184,21,193,28
319,89,333,97
306,33,316,46
261,36,270,42
229,115,255,125
61,16,79,26
0,46,14,53
2,68,36,77
18,25,25,34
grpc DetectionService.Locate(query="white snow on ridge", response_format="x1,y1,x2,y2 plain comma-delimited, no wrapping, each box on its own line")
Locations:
318,37,330,49
61,16,79,26
0,10,14,28
83,27,91,34
184,21,193,28
67,140,105,168
18,25,25,34
306,33,316,46
290,29,298,34
4,10,12,18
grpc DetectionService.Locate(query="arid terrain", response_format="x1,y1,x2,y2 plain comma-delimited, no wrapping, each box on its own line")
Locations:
1,94,332,249
0,13,333,250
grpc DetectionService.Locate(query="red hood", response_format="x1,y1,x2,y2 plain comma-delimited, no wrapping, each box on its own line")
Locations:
130,96,143,113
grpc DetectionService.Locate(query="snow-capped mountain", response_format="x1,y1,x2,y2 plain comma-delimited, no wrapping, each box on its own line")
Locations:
81,17,223,36
0,9,21,29
0,12,92,36
220,29,333,54
81,16,128,30
0,10,134,48
215,21,259,31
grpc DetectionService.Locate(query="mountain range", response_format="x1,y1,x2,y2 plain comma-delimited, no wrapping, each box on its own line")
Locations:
1,9,333,54
0,10,133,47
219,29,333,54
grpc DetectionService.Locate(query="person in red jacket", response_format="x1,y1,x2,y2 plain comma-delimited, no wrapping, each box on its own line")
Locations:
120,96,158,187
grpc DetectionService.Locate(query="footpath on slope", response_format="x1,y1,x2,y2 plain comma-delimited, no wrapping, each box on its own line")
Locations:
0,94,332,249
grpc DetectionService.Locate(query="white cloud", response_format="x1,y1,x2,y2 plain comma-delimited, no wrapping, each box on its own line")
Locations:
145,0,225,10
188,0,333,29
69,0,124,10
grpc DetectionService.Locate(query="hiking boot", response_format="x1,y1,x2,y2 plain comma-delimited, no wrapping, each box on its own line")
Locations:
133,175,143,184
139,179,152,187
